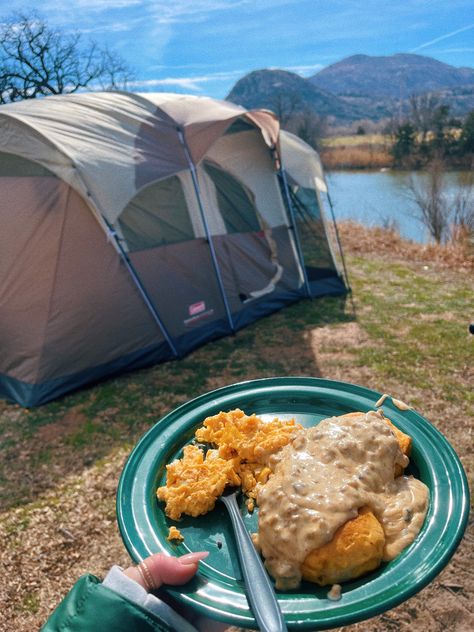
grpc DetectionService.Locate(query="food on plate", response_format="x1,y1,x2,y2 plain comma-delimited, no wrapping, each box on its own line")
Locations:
157,407,429,590
301,507,385,586
375,393,413,411
167,526,184,542
335,411,412,477
157,444,240,520
255,410,429,588
157,409,301,520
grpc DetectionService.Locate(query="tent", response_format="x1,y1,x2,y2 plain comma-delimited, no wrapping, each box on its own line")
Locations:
0,92,348,407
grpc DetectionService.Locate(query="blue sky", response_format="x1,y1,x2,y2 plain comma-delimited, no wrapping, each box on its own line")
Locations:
4,0,474,98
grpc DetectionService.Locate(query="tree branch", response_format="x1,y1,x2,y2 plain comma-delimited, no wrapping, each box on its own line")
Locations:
0,10,133,102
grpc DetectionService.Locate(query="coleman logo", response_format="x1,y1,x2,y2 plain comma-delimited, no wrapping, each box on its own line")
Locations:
188,301,206,316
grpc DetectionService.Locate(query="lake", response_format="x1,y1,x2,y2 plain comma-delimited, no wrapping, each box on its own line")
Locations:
325,170,472,243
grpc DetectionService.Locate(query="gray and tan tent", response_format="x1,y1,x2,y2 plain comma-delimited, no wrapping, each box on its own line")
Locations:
0,92,347,407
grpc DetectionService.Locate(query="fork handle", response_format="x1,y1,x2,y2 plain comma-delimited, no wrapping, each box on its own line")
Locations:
222,494,288,632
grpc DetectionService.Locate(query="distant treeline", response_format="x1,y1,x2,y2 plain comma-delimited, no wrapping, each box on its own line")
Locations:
278,91,474,170
389,95,474,168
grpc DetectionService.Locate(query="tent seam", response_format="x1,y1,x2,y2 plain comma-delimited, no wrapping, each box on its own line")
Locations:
0,111,111,236
0,112,77,171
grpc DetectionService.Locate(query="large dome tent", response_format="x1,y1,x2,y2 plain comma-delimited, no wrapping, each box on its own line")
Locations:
0,91,347,407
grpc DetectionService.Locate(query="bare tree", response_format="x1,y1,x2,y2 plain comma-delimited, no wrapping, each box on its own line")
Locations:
0,11,133,103
407,161,474,245
409,93,440,146
451,174,474,247
269,90,303,127
286,109,327,150
407,159,450,243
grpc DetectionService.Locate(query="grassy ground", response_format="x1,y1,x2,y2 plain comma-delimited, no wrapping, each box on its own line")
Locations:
0,222,472,631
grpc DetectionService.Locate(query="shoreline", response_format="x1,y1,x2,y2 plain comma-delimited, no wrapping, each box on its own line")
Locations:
319,135,473,171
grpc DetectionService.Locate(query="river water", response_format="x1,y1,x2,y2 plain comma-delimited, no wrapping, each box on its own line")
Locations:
325,170,472,243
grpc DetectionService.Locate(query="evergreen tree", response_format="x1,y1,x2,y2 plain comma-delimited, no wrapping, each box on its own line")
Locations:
391,123,416,162
460,110,474,154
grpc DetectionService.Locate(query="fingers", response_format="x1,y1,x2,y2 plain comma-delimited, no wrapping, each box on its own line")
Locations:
124,551,209,591
147,552,209,587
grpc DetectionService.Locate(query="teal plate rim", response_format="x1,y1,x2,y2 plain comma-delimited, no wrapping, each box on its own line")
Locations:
116,377,470,630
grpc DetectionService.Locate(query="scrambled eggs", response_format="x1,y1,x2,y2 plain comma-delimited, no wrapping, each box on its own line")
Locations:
156,408,301,520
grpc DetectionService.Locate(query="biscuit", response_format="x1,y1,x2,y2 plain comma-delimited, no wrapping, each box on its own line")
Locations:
301,507,385,586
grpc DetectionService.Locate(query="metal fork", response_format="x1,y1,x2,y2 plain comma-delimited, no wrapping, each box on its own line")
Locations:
219,490,288,632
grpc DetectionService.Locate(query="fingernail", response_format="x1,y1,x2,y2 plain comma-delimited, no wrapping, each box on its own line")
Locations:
179,551,209,565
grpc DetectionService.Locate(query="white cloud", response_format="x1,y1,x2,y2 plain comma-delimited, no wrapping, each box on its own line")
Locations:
130,69,244,92
12,0,143,12
73,0,142,8
29,0,254,23
132,77,208,91
148,1,251,25
285,63,324,76
410,22,474,53
436,47,474,54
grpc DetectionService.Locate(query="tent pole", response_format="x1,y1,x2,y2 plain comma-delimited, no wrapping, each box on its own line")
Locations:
103,218,180,358
326,192,351,292
177,128,235,333
277,159,312,298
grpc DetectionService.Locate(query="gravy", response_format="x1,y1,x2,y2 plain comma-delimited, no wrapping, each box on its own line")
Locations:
254,411,429,589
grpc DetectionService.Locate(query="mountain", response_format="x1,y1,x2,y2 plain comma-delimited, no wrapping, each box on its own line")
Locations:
226,69,364,122
309,53,474,99
226,54,474,126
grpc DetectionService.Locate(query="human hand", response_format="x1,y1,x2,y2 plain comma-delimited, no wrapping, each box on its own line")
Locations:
124,551,209,592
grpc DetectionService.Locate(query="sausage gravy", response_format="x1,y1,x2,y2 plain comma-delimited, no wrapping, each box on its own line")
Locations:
254,410,429,589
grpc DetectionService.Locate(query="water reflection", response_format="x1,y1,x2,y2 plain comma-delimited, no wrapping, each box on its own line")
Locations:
326,170,472,243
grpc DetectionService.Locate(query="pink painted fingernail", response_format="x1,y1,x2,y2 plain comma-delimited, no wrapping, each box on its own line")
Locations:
179,551,209,565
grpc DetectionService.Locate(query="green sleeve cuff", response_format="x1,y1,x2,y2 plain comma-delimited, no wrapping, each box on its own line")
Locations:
41,574,175,632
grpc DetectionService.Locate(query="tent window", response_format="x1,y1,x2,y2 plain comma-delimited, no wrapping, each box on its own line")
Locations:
119,176,194,251
224,119,257,135
204,162,260,234
290,185,336,270
0,152,56,177
290,186,322,220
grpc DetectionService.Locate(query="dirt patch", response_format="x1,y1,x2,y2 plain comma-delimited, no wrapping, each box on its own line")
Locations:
309,321,369,351
37,406,88,443
417,311,464,323
0,453,130,631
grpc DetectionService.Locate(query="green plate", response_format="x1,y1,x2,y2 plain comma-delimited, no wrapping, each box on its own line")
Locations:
116,377,469,630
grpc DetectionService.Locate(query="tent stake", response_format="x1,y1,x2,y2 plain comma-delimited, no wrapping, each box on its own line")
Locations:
103,219,180,358
177,128,235,333
278,163,312,298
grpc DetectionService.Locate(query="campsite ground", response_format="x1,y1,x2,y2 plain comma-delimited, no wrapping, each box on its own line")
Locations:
0,222,472,632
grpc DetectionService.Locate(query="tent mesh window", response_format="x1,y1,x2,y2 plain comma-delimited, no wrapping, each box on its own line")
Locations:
118,175,194,251
203,161,261,234
289,184,338,279
223,119,258,135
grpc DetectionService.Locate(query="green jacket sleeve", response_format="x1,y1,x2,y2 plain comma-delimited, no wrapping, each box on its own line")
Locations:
41,574,175,632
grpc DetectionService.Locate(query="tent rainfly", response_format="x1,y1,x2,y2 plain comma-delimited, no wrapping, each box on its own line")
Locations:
0,92,348,407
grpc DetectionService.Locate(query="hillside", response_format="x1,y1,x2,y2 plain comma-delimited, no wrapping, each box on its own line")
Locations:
226,68,363,122
310,53,474,98
226,54,474,124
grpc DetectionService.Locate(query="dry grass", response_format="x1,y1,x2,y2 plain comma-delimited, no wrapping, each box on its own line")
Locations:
0,222,473,631
321,146,393,169
320,134,393,169
338,220,474,272
322,134,390,147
